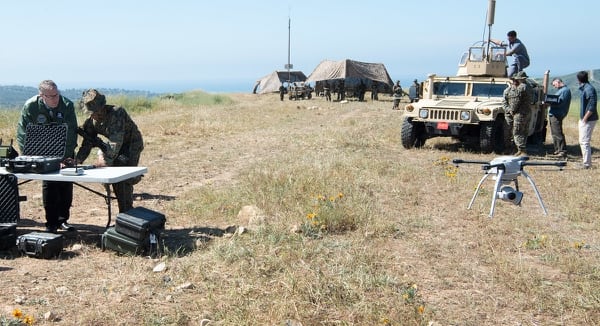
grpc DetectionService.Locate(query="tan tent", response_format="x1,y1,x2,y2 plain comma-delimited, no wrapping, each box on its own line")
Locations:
253,71,307,94
306,59,394,88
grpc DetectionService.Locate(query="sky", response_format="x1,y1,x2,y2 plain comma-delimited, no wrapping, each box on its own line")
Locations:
1,0,599,93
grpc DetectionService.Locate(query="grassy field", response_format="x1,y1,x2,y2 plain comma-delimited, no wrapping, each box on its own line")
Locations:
1,92,599,325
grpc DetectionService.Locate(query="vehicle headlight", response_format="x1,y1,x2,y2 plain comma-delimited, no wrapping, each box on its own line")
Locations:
460,111,471,121
478,108,492,115
419,109,428,118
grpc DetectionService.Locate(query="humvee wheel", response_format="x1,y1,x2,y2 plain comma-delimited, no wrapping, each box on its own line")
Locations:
480,119,505,154
401,118,427,149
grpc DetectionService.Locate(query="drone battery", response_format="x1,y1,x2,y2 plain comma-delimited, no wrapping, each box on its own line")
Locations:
16,232,63,259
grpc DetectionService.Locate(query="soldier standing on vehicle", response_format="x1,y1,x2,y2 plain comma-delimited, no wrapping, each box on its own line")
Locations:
548,78,571,158
492,30,530,78
502,71,531,156
76,89,144,213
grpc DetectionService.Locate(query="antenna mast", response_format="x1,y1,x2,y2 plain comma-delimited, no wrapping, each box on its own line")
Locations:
285,16,293,85
486,0,496,59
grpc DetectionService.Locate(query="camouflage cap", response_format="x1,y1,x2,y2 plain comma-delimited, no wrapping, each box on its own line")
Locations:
81,89,106,113
511,71,528,80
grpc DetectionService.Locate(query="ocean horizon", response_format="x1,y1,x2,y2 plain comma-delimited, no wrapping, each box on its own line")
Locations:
2,80,255,95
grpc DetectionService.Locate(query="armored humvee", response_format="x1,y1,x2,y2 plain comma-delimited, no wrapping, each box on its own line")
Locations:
400,0,548,154
288,82,313,100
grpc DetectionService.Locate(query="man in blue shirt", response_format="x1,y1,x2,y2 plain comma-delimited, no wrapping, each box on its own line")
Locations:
492,30,530,77
548,78,571,158
576,71,598,169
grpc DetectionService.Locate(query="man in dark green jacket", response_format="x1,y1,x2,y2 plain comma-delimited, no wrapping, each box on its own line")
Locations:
16,80,78,233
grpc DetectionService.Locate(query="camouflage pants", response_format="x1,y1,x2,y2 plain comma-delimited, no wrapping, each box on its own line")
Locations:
110,179,134,213
505,111,530,150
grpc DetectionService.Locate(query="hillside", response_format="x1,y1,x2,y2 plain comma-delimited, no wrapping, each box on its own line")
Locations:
0,85,160,109
0,92,598,325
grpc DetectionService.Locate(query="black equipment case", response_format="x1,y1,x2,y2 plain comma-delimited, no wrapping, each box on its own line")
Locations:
102,226,159,256
0,223,17,250
6,124,67,174
16,232,63,259
115,207,166,241
0,173,25,250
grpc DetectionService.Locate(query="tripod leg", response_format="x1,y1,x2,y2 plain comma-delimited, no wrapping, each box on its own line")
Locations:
468,173,491,209
521,170,548,215
489,170,505,218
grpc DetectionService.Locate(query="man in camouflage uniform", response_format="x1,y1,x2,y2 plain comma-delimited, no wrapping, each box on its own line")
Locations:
75,89,144,213
502,71,531,156
17,80,78,233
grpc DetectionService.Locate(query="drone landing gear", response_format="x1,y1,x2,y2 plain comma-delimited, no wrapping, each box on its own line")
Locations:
468,167,548,218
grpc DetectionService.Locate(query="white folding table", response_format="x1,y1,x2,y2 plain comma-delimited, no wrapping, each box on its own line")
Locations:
0,166,147,227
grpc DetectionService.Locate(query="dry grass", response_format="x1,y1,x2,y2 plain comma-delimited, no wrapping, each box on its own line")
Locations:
1,92,599,325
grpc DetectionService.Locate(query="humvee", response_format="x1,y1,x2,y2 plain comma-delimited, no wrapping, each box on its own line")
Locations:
288,82,313,100
400,0,548,154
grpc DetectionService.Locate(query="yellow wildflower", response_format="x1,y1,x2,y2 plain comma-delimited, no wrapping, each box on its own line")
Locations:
12,308,23,318
338,192,344,198
417,305,425,314
23,315,35,325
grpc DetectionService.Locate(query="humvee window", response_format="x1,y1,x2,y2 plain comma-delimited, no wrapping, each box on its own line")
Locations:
433,82,466,96
472,83,507,97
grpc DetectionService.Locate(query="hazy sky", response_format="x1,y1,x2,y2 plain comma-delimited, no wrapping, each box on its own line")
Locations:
1,0,598,92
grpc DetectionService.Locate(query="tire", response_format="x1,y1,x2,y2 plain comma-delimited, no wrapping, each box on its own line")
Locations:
401,118,426,149
480,119,505,154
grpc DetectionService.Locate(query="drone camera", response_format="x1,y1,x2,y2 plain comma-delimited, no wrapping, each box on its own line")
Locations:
497,186,523,205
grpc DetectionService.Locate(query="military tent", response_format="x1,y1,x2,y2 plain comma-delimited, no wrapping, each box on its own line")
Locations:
306,59,394,90
252,70,307,94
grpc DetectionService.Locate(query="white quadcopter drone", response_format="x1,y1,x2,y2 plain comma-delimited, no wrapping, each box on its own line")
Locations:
453,155,567,218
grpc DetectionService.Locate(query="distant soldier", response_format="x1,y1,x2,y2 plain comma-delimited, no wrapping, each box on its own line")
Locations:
502,71,531,156
279,84,285,101
392,80,405,109
324,82,332,101
76,89,144,213
371,81,379,101
408,79,420,103
336,80,345,101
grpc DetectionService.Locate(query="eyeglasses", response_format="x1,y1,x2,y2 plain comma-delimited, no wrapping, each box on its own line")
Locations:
42,93,59,99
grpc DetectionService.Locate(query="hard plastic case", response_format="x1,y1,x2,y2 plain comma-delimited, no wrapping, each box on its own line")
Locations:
0,223,17,250
6,123,67,174
16,232,63,259
115,207,165,241
0,173,22,223
101,226,159,256
0,174,23,250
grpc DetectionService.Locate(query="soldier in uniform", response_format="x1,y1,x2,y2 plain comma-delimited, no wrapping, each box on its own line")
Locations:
502,71,531,156
75,89,144,213
323,82,332,101
16,80,78,233
392,81,405,109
